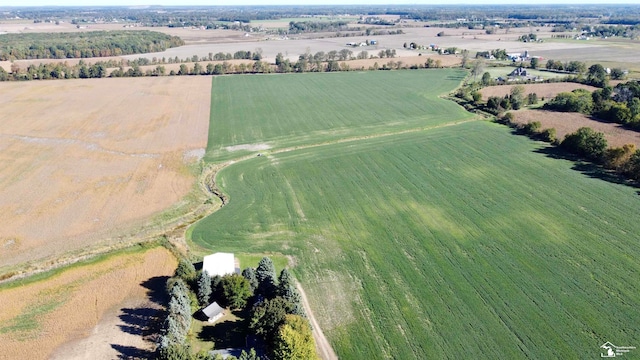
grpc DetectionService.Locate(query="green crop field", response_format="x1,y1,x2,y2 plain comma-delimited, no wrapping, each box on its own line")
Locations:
205,70,471,162
192,70,640,358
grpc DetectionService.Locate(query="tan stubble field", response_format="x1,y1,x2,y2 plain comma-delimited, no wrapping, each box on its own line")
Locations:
0,246,177,360
0,76,212,270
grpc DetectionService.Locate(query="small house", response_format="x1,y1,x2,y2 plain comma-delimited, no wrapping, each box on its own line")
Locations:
202,302,224,323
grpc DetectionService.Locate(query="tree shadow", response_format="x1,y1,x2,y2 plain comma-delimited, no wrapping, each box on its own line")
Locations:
534,146,639,189
198,318,248,349
118,307,164,336
140,276,169,306
110,344,155,360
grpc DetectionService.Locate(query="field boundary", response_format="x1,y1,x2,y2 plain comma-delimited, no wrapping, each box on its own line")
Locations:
296,281,338,360
0,162,216,285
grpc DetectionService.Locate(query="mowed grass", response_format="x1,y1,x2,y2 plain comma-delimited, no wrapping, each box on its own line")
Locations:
193,70,640,358
205,70,471,162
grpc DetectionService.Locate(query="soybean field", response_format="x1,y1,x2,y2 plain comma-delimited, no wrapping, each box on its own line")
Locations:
205,70,471,162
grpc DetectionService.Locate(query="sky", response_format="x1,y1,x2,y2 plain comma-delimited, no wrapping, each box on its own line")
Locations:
2,0,640,6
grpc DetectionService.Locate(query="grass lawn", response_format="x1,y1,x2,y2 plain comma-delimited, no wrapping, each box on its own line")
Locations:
190,310,248,354
191,70,640,358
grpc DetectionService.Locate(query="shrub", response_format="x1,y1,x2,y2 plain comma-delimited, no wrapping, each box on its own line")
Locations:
540,128,557,143
521,121,541,135
546,89,593,114
561,127,607,161
175,258,196,284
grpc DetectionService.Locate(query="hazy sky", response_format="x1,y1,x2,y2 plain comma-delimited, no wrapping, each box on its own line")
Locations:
3,0,640,6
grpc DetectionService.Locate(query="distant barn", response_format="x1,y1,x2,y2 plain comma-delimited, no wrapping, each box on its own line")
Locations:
202,252,236,277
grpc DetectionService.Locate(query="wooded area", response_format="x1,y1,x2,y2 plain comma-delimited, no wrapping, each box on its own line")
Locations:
0,31,184,60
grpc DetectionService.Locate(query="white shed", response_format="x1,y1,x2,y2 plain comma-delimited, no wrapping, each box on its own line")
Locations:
202,252,235,277
202,301,224,323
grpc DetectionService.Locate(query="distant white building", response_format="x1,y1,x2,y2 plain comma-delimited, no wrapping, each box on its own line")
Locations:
203,252,236,277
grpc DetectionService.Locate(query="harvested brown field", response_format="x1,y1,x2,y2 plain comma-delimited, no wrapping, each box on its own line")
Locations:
341,54,460,69
0,246,177,360
0,76,211,270
480,83,598,101
512,109,640,148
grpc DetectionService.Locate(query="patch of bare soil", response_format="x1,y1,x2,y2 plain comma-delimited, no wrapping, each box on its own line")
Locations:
0,247,176,360
225,143,271,152
512,109,640,148
480,83,598,101
0,76,211,270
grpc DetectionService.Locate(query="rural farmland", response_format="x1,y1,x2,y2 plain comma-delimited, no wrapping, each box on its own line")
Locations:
205,70,473,161
1,4,640,360
0,245,176,360
191,71,640,358
0,76,211,271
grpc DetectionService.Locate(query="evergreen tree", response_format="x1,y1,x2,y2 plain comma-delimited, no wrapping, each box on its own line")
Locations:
278,269,305,317
239,348,261,360
242,267,258,293
164,278,192,345
197,270,212,306
255,257,277,298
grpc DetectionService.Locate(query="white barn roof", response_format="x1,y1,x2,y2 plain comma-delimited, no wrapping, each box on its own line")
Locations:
203,252,235,277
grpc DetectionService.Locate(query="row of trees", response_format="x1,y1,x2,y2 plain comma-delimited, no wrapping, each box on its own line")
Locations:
545,60,626,86
288,20,350,33
500,112,640,181
245,258,316,360
475,49,509,61
1,47,423,81
546,81,640,129
0,31,184,60
581,24,640,38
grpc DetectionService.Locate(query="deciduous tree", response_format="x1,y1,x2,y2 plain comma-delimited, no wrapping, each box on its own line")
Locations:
221,274,252,309
273,315,318,360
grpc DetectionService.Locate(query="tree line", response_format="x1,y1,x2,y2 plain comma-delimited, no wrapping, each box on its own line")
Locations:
457,61,640,185
545,79,640,130
482,79,640,184
288,20,350,33
0,31,184,61
500,113,640,183
0,48,444,81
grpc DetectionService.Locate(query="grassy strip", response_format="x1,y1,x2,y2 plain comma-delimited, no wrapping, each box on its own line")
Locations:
0,240,162,291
